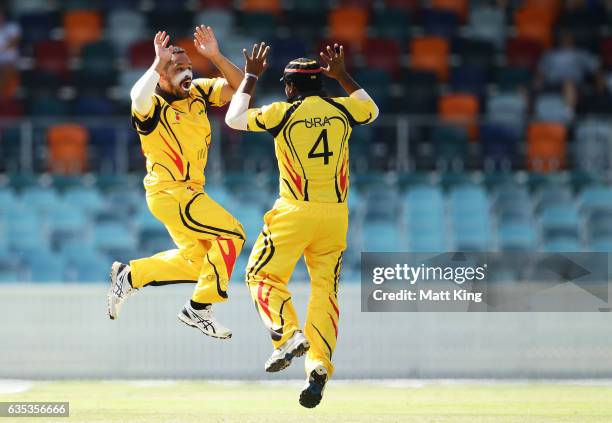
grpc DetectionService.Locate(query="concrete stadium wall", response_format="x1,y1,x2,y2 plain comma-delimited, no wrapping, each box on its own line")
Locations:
2,283,612,379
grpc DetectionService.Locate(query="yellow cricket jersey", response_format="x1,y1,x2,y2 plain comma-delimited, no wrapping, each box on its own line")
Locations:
131,78,227,193
246,94,377,203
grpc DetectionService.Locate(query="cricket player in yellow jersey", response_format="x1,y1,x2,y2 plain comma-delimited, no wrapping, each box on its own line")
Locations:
226,43,379,406
107,27,246,339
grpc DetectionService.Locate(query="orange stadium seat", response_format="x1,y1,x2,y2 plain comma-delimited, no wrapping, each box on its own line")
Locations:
63,10,103,53
432,0,468,23
242,0,281,14
527,122,567,172
410,36,449,82
1,68,19,100
175,38,216,76
47,124,89,174
328,7,369,48
524,0,560,18
514,6,555,48
439,93,479,140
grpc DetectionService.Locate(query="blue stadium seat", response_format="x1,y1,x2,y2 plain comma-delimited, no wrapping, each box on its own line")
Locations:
468,5,506,48
365,187,399,221
18,12,58,45
487,92,526,128
408,232,445,252
451,224,491,251
480,123,520,169
0,188,16,212
423,9,459,38
5,205,48,251
404,185,445,216
63,186,105,214
534,94,573,124
66,249,111,283
542,238,582,252
47,201,89,248
539,205,580,241
450,66,487,95
586,209,612,243
93,222,137,255
107,9,146,53
26,251,67,282
578,186,612,217
448,184,489,216
363,221,404,252
574,119,612,172
0,252,20,283
497,222,537,251
534,184,573,212
20,186,61,214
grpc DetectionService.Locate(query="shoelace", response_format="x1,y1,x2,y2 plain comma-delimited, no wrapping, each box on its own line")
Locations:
113,268,129,298
189,309,215,332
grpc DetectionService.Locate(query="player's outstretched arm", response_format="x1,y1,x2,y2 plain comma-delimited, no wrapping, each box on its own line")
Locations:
320,43,379,121
130,31,173,115
225,42,270,130
194,25,244,102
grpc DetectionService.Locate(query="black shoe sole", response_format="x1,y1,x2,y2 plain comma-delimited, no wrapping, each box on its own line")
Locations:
299,369,327,408
265,342,309,373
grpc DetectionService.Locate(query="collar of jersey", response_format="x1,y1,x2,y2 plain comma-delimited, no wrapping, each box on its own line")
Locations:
287,90,327,103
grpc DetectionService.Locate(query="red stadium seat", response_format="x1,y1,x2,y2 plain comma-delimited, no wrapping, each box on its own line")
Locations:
316,39,356,70
384,0,419,13
363,38,401,79
527,122,567,172
506,37,544,70
34,40,70,77
199,0,234,8
47,124,89,174
128,39,156,68
600,37,612,70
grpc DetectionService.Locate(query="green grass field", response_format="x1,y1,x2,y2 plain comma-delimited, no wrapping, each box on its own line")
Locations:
2,380,612,422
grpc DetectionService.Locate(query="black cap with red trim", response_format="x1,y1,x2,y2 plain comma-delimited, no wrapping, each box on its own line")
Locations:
280,58,323,91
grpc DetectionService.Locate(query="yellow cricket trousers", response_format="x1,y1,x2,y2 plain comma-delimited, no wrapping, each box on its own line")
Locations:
130,184,245,304
246,196,347,378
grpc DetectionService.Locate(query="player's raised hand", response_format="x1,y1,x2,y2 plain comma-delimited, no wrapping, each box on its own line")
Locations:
320,43,347,80
194,25,220,59
243,42,270,77
153,31,173,67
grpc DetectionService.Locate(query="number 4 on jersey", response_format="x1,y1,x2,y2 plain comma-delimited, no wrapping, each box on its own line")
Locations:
308,129,334,165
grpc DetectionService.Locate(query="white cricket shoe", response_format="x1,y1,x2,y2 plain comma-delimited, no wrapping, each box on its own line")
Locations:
265,331,310,372
107,261,136,320
299,365,328,408
177,302,232,339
